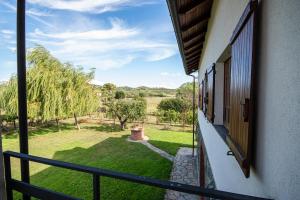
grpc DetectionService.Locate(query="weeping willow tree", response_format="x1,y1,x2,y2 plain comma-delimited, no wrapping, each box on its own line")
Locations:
0,45,99,130
27,46,65,127
0,77,18,129
62,64,99,130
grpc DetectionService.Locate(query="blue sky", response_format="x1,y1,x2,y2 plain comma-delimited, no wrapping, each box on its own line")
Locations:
0,0,191,88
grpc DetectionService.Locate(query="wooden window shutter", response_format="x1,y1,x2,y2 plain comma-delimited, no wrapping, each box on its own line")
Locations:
198,81,203,111
223,57,231,130
227,0,257,178
206,64,215,123
203,74,208,116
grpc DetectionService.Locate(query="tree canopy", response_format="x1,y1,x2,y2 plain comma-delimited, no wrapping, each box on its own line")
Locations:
115,90,125,99
108,99,146,130
0,45,99,129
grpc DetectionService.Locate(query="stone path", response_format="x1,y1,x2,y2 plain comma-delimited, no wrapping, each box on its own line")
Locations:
127,138,199,200
140,141,174,162
127,137,174,162
165,148,199,200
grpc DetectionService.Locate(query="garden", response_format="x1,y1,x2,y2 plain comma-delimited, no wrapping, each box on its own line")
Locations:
0,46,196,199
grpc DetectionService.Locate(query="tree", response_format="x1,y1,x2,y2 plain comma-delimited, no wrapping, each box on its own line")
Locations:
176,82,197,127
27,46,64,126
157,98,182,125
138,92,145,97
62,64,98,130
115,90,125,99
176,82,198,102
158,98,184,112
108,99,146,130
157,98,192,127
1,77,18,129
157,109,180,125
0,45,100,131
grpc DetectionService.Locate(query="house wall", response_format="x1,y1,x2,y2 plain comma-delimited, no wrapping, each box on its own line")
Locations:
197,0,300,199
213,63,224,125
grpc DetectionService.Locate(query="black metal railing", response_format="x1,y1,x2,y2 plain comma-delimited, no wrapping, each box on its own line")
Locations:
3,151,271,200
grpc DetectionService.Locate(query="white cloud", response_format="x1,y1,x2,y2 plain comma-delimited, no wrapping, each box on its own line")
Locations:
7,47,16,53
146,48,177,62
0,1,54,27
28,18,177,70
30,18,138,40
1,29,14,35
1,29,14,40
27,0,156,13
26,8,53,17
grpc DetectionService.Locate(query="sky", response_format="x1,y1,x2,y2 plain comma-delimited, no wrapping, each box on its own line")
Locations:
0,0,191,88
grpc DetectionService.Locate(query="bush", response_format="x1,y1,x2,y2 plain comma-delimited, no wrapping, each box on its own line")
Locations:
115,91,125,99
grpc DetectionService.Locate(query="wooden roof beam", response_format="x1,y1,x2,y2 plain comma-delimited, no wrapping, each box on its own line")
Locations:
185,43,203,54
185,49,201,59
187,59,200,66
186,62,199,71
183,34,205,49
181,15,210,32
184,40,204,51
178,0,206,14
186,56,200,65
182,25,208,43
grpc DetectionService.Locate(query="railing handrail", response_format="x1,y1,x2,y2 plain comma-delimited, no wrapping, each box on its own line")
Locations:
3,151,271,200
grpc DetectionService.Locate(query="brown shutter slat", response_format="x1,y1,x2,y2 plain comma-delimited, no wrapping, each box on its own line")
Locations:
206,64,215,123
228,0,257,178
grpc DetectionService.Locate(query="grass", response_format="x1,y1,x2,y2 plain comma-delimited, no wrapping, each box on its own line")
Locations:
145,126,193,156
1,122,192,200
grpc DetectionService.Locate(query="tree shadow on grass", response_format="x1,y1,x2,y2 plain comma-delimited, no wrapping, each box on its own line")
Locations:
84,123,122,133
2,123,76,139
13,135,175,200
147,139,193,156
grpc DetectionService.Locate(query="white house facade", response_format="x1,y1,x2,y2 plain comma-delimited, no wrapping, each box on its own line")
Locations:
168,0,300,199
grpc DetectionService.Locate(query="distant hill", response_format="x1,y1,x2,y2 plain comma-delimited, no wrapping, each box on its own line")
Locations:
117,86,176,97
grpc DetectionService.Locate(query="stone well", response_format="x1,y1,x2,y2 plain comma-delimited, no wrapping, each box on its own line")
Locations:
130,127,146,141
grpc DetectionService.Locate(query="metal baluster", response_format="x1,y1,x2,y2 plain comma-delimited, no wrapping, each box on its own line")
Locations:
93,174,100,200
4,154,13,200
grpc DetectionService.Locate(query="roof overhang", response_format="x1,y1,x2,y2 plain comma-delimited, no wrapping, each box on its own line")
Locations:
167,0,213,75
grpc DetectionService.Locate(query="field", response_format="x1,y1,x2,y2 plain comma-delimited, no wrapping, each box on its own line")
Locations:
2,120,192,200
145,97,170,114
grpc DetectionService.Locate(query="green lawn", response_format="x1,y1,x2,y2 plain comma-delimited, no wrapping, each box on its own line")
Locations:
145,126,193,156
1,122,192,200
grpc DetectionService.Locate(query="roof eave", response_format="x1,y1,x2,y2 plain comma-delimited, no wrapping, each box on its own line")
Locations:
167,0,190,75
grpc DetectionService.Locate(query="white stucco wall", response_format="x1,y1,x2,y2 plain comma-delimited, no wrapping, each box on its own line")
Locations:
213,63,224,125
197,0,300,199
